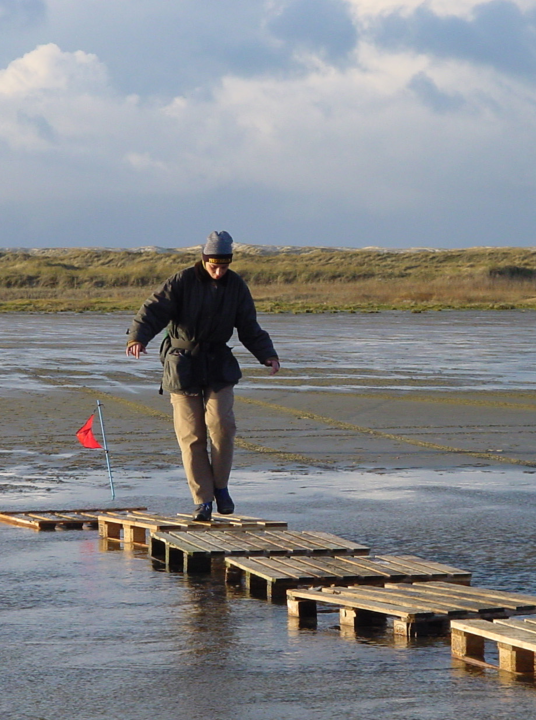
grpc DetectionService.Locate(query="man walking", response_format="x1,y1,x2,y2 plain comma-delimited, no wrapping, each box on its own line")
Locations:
126,231,280,521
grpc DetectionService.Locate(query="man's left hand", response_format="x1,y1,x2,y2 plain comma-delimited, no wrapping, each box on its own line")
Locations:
265,358,280,375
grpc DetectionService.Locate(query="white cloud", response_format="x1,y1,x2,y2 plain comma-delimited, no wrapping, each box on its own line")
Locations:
347,0,536,19
1,39,536,209
1,0,536,248
0,42,107,96
124,151,169,172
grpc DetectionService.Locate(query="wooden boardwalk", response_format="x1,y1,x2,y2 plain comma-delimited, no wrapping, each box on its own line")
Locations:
150,529,370,573
98,511,288,545
5,505,536,684
452,617,536,675
225,554,471,599
0,507,147,531
287,582,536,636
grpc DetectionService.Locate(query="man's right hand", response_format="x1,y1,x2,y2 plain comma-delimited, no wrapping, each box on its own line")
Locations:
126,342,147,359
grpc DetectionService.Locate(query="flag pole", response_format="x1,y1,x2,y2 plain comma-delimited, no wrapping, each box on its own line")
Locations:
96,399,116,500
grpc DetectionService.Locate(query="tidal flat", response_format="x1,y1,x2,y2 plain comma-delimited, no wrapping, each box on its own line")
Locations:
2,311,536,719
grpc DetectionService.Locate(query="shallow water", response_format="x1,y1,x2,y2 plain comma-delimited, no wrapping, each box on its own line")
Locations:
3,310,536,393
2,311,536,719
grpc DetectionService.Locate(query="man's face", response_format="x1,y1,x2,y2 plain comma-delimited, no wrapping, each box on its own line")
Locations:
205,262,230,280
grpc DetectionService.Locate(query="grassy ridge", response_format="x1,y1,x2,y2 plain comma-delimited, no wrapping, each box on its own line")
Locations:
2,246,536,312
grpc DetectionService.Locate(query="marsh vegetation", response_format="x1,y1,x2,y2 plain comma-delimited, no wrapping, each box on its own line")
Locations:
2,246,536,312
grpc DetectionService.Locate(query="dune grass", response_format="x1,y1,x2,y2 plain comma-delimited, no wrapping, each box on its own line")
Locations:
2,246,536,312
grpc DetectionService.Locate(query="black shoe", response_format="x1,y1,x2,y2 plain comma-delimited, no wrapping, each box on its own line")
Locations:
214,488,235,514
193,502,213,521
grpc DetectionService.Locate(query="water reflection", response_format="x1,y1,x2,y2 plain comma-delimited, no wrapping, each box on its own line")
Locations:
2,310,536,393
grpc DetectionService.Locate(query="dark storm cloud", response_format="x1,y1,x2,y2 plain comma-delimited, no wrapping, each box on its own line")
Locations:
408,72,466,113
0,0,45,27
373,0,536,79
267,0,358,63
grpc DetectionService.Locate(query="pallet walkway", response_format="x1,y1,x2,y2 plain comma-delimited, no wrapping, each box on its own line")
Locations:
451,618,536,675
99,511,288,545
150,529,370,573
287,581,536,636
0,507,147,531
225,554,472,599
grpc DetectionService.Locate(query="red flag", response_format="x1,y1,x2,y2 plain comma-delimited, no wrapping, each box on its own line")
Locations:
76,414,103,449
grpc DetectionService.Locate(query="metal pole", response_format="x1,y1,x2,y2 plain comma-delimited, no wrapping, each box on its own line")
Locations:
96,399,116,500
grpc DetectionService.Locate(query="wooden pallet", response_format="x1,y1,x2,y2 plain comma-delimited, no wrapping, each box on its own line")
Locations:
0,507,147,531
225,554,472,600
98,511,288,545
287,582,536,636
451,618,536,674
150,529,370,573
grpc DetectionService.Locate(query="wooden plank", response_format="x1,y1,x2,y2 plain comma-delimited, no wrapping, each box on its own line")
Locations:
26,512,70,521
318,586,469,617
494,619,536,636
225,557,298,581
212,513,288,528
152,531,221,556
219,531,286,555
172,533,228,555
240,531,310,554
49,512,96,523
233,531,292,553
278,556,369,580
254,556,324,579
0,513,43,528
365,559,431,580
0,507,146,531
286,531,369,556
133,510,287,529
99,514,181,531
262,556,338,580
383,584,505,614
354,555,444,580
183,531,251,554
451,619,536,653
0,513,55,529
287,588,434,621
226,555,384,589
153,529,301,558
197,530,279,554
299,531,369,555
413,582,536,611
0,506,146,516
379,554,472,580
164,530,281,556
278,530,346,552
335,557,408,581
259,531,318,553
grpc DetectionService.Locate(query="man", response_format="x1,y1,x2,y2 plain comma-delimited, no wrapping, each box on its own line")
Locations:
126,231,280,521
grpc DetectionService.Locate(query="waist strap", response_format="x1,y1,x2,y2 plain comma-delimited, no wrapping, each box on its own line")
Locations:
169,338,226,353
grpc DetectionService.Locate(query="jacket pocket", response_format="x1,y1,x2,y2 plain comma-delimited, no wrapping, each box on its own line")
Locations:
212,346,242,384
162,349,195,392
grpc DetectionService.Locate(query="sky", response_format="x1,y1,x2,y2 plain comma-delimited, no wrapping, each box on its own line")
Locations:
1,0,536,249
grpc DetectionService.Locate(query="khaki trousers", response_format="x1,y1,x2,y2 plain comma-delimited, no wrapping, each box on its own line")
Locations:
170,385,236,505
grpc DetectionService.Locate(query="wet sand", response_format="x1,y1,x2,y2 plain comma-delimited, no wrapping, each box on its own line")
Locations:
5,375,536,485
3,312,536,719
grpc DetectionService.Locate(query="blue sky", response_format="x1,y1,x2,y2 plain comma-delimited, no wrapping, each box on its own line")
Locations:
1,0,536,249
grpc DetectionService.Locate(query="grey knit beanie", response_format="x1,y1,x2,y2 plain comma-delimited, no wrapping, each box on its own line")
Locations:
203,230,233,263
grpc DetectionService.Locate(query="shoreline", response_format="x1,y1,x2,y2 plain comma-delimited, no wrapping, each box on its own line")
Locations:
1,298,536,313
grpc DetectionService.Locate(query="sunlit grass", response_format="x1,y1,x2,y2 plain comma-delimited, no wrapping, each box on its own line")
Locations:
2,247,536,312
